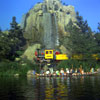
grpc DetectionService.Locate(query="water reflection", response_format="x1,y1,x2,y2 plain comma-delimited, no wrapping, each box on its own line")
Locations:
27,77,68,100
0,76,100,100
44,77,68,100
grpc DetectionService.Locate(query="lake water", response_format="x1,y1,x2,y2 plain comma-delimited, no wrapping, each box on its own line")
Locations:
0,76,100,100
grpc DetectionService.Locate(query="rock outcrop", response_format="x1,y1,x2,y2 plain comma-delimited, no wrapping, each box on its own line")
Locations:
21,0,76,46
21,44,41,61
20,0,77,60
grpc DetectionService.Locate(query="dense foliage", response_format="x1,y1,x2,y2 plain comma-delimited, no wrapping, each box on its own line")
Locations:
0,17,26,61
0,29,11,60
8,16,26,60
61,12,99,60
58,12,100,70
0,60,39,77
57,59,100,72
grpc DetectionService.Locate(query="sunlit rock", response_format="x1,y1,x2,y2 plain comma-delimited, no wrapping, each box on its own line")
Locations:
21,44,41,61
21,0,76,46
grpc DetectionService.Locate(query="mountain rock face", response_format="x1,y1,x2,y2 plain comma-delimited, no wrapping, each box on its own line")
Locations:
21,0,76,47
21,0,77,61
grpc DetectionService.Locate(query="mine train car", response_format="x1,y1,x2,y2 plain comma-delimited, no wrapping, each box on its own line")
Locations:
71,54,100,60
34,49,100,63
35,49,69,63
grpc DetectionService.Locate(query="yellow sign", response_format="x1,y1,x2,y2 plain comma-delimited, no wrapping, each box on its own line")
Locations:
56,54,68,60
45,50,53,59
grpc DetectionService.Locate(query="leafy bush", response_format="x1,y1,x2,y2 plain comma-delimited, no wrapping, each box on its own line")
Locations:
57,59,100,72
0,60,39,77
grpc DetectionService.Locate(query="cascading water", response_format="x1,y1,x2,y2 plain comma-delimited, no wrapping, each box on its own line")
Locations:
43,1,59,49
43,13,54,49
53,13,59,46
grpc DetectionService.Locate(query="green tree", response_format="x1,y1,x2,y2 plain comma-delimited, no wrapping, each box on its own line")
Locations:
0,30,11,60
76,12,92,36
94,23,100,53
62,19,97,59
8,16,26,60
97,22,100,32
0,27,2,32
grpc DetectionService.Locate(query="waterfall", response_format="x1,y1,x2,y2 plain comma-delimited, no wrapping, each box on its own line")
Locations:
53,13,59,46
20,14,27,29
43,13,59,49
42,1,47,13
43,13,54,49
43,1,59,49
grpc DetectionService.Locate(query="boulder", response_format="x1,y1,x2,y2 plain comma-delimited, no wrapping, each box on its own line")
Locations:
97,68,100,73
21,44,41,61
59,45,70,56
27,70,36,77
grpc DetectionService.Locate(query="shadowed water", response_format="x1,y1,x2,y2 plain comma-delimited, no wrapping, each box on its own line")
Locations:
0,76,100,100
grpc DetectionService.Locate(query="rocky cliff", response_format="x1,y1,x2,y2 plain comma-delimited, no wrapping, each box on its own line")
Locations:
21,0,77,60
21,0,76,46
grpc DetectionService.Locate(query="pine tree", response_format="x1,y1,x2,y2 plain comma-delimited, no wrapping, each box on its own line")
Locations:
62,19,98,60
8,16,26,60
76,12,92,36
94,23,100,53
0,27,2,32
97,22,100,32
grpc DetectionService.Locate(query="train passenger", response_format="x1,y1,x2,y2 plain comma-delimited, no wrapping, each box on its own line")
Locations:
40,68,44,74
79,65,84,75
46,69,50,76
72,68,78,76
66,68,70,76
56,69,60,76
53,70,56,76
70,68,74,75
90,67,94,73
60,68,64,76
40,68,44,76
33,70,36,75
49,68,54,75
75,68,78,73
81,69,84,75
72,69,75,73
77,68,80,73
70,68,72,73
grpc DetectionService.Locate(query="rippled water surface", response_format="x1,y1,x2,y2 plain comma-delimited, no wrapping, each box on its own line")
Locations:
0,76,100,100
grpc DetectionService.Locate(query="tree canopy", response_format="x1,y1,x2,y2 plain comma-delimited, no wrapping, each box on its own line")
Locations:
61,13,98,60
0,16,26,61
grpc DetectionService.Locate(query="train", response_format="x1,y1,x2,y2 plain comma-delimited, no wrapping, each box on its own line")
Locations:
34,49,100,65
34,49,69,64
